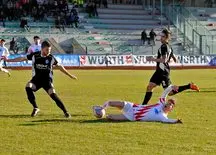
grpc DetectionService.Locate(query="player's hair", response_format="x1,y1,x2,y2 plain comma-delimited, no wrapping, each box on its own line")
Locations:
167,98,176,106
162,28,171,39
41,41,51,48
34,36,40,40
1,39,6,42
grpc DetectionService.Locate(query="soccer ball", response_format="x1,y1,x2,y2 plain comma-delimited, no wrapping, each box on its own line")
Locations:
92,106,106,118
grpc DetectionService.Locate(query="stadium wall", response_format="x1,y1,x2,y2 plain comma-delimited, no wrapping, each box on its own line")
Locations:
5,54,216,70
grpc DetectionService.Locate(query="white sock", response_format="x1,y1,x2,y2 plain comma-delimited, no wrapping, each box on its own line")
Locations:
1,68,9,73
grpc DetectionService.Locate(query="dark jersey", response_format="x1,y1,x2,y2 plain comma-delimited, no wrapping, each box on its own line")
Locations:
27,52,58,81
156,43,173,74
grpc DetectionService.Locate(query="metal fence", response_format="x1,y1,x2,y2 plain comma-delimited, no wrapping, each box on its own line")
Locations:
164,4,216,55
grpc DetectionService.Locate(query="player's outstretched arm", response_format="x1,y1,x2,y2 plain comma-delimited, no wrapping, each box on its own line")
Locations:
160,85,178,99
56,64,77,80
161,118,183,124
146,56,166,63
6,57,28,62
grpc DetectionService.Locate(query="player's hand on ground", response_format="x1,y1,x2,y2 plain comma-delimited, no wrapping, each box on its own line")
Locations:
172,85,179,92
146,56,155,61
176,119,183,124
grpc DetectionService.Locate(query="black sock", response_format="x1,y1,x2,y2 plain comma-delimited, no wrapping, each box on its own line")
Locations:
171,84,190,95
25,87,38,108
50,93,67,113
142,92,152,105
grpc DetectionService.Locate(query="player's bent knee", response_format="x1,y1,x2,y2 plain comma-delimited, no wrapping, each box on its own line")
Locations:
147,85,155,91
47,88,56,95
26,82,36,90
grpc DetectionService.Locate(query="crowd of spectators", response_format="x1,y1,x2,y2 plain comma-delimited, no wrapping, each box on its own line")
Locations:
0,0,80,31
85,0,108,18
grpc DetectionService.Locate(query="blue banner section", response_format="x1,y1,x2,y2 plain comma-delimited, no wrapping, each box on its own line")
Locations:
209,57,216,66
54,54,80,66
6,54,80,67
7,54,30,67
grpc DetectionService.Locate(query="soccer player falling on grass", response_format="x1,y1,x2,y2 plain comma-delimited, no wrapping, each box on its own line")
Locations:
5,41,77,118
142,28,199,105
93,85,182,123
0,39,11,76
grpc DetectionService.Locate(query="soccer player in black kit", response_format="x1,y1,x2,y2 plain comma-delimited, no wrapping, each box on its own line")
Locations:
142,29,200,105
6,41,77,118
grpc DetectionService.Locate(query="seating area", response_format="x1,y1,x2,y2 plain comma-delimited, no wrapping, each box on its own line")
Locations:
0,3,188,55
187,7,216,34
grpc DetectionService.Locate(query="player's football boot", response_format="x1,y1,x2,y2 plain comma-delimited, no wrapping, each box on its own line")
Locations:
190,82,200,92
31,108,40,117
64,112,71,118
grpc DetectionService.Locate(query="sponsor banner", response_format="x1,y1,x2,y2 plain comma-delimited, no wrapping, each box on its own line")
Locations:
6,54,80,67
79,55,134,66
180,55,215,66
54,54,80,66
80,55,215,66
4,54,215,67
209,57,216,66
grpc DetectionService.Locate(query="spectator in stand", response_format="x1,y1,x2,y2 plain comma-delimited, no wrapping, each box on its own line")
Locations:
38,5,45,21
20,17,30,32
93,0,99,17
60,16,66,31
32,6,38,22
9,38,19,54
0,10,5,27
149,29,157,46
68,7,79,28
86,2,94,18
7,0,14,21
103,0,108,8
55,16,66,32
112,0,117,4
97,0,102,7
141,29,147,45
54,0,58,11
14,5,24,20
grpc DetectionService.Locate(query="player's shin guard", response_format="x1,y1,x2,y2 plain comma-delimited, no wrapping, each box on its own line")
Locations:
25,87,38,108
142,92,152,105
50,93,67,113
171,84,190,95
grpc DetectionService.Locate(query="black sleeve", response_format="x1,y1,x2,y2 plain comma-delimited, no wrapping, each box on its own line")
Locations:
161,44,168,56
26,52,34,60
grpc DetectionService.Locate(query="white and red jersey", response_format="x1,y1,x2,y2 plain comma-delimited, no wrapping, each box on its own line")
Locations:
132,86,177,123
0,46,10,60
28,44,41,54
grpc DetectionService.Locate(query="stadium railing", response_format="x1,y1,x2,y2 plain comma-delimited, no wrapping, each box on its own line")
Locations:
163,4,216,55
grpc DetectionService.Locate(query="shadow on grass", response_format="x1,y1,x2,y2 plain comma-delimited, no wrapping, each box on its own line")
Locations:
0,114,88,119
18,123,38,126
81,119,131,124
18,118,80,126
184,90,216,93
31,119,78,123
0,114,30,118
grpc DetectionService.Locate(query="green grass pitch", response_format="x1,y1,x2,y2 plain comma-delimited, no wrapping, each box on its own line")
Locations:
0,69,216,155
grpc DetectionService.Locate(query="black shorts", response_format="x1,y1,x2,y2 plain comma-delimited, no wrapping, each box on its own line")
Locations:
30,78,54,92
150,71,171,89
